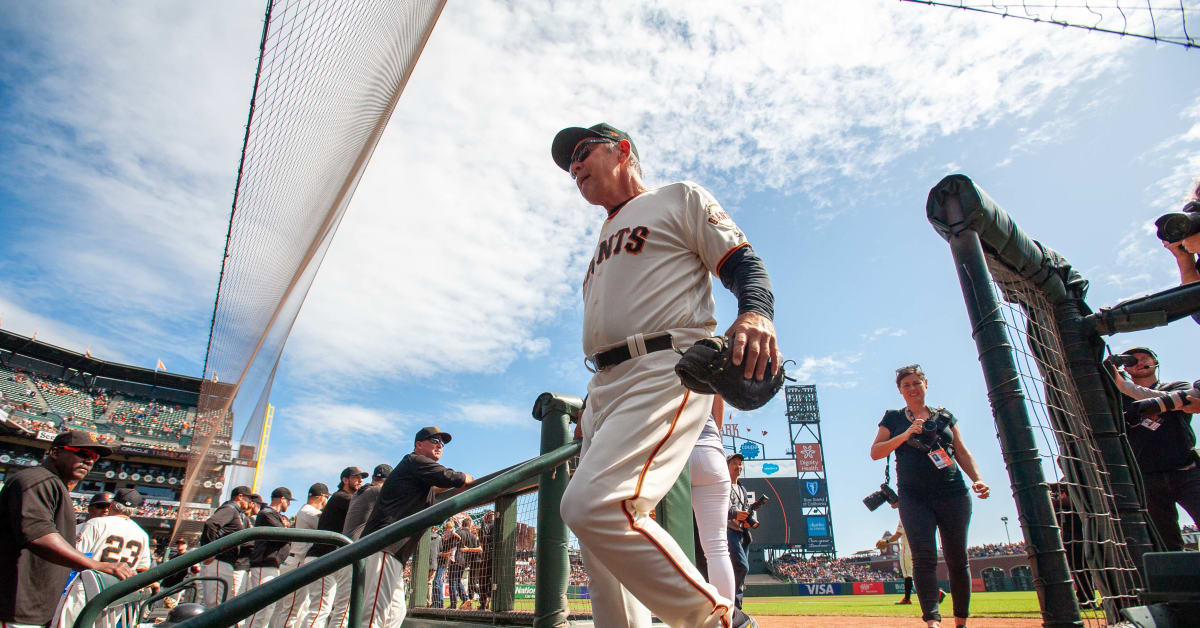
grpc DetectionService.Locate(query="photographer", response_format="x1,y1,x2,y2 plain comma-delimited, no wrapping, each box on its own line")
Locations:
725,452,750,609
1160,180,1200,289
1109,347,1200,550
870,365,989,628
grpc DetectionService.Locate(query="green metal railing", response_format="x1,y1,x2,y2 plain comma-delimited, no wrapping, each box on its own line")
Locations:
175,403,583,628
74,527,357,628
136,577,229,623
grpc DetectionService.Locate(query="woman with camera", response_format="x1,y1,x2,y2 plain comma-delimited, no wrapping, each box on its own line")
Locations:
870,365,990,628
1161,179,1200,288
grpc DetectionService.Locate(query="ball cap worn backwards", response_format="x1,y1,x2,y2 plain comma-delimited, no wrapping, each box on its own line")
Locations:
551,123,639,172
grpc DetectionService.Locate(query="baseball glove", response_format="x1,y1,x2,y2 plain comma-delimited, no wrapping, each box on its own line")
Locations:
674,336,790,411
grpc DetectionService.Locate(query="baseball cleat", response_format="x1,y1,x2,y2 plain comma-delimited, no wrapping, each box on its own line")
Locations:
730,607,758,628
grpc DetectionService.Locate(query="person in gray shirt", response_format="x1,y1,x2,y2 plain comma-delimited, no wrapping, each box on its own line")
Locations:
342,464,391,541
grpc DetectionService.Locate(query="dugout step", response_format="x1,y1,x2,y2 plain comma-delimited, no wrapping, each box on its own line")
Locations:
1119,551,1200,628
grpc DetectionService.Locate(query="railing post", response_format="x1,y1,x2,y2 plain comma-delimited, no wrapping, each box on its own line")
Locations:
492,492,519,613
940,193,1082,628
531,392,581,628
411,527,433,608
657,466,696,564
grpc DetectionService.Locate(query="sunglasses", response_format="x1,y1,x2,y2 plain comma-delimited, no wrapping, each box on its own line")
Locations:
426,437,444,446
61,445,101,462
570,139,614,167
895,364,922,374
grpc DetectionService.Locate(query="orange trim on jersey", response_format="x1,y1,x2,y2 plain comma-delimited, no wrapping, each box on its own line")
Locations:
620,390,732,628
281,589,299,627
247,568,263,627
714,242,750,277
366,558,388,627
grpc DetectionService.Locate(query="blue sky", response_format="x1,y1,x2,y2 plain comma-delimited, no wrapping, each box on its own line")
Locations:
1,1,1198,557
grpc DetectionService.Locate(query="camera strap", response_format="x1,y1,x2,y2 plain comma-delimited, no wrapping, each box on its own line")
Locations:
884,453,891,485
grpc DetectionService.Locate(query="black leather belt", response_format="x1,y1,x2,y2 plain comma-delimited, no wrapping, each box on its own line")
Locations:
591,334,674,371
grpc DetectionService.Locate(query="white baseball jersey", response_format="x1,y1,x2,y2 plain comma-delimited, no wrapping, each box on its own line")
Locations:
289,503,322,561
581,181,748,356
53,516,150,628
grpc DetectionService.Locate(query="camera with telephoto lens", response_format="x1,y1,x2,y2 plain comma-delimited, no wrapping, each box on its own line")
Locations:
1125,379,1200,424
863,483,899,512
1154,200,1200,243
1104,354,1141,369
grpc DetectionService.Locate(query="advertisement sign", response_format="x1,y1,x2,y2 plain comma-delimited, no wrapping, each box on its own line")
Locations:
805,515,829,537
798,582,842,596
515,584,536,599
742,458,795,478
36,429,56,441
799,479,828,508
741,477,802,546
795,443,824,473
852,582,885,595
738,441,760,460
805,536,834,552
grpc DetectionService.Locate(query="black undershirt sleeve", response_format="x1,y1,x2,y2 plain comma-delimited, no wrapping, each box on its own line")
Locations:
717,245,775,320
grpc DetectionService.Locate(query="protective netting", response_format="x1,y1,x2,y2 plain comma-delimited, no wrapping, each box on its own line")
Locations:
413,491,592,619
900,0,1199,49
175,0,446,539
986,260,1143,625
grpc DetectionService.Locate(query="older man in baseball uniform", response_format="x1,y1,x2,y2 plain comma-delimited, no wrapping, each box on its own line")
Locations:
551,123,779,628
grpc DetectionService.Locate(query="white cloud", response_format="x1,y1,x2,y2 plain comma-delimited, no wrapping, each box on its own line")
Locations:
282,400,410,439
446,401,531,428
1,0,1138,390
789,353,863,389
861,327,908,342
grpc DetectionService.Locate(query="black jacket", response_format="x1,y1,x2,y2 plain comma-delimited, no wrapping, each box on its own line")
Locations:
249,506,292,568
201,501,248,565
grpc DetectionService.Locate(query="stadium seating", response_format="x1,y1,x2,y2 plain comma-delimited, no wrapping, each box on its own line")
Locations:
0,365,49,413
32,376,95,421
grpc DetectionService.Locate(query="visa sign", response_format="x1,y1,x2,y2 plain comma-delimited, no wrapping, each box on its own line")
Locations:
802,583,839,595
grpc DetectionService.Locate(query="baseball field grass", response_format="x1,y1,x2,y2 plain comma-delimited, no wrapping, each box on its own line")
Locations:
742,591,1041,618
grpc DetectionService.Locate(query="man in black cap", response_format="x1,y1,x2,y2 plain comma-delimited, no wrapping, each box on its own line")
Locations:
360,427,474,628
82,491,111,529
54,487,151,628
0,430,134,627
725,453,751,609
323,464,393,628
1111,346,1200,550
270,483,329,628
551,122,774,628
300,467,366,628
200,485,255,606
245,487,293,628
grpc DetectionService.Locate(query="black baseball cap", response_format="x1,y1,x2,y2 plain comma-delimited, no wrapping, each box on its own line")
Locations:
114,487,143,508
249,493,264,505
551,123,639,172
415,426,452,444
373,464,393,480
89,492,114,506
340,466,369,480
52,430,114,456
231,485,252,498
308,482,330,497
1122,347,1158,362
271,486,293,500
726,452,745,463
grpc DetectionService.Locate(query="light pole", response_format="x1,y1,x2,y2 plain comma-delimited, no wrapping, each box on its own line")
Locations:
1000,516,1011,544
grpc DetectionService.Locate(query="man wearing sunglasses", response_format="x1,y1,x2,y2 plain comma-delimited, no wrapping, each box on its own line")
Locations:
550,123,779,628
0,430,135,628
359,427,474,628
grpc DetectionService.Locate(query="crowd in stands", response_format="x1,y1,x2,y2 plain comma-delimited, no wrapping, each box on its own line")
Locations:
769,554,896,583
967,542,1026,558
70,494,211,521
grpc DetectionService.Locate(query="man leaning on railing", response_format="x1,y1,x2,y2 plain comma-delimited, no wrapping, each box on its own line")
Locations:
358,426,474,628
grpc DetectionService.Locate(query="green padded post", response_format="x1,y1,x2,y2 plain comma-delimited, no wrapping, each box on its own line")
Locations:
492,492,519,613
531,392,579,628
658,465,696,564
411,527,433,608
937,191,1082,628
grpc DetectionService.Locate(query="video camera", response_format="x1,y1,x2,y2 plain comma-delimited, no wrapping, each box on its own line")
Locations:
1125,379,1200,423
1103,354,1140,369
1154,200,1200,243
863,482,899,512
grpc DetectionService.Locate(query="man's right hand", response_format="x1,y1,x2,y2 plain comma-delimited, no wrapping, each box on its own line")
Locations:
462,474,474,485
735,511,750,522
95,562,136,580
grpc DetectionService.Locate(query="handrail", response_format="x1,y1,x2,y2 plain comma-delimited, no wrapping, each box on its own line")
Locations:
136,577,229,623
176,439,582,628
74,527,355,628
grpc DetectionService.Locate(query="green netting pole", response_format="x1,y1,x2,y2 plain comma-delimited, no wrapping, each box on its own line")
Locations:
658,466,696,564
492,492,519,613
1056,306,1159,569
940,194,1082,628
532,392,577,628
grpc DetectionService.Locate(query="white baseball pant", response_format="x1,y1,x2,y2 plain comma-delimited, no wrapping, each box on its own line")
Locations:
690,443,736,602
297,555,344,628
269,557,310,628
50,570,138,628
362,552,407,628
324,561,355,628
560,346,735,628
245,566,281,628
202,560,243,607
